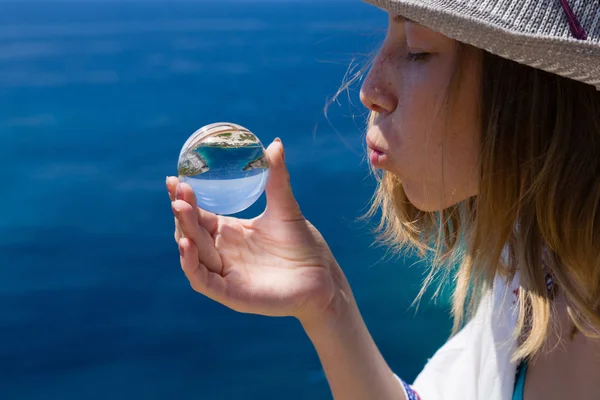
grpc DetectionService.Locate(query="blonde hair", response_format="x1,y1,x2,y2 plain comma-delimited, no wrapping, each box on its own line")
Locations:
339,46,600,362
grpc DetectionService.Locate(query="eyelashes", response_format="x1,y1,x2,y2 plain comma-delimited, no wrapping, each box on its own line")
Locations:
405,52,430,62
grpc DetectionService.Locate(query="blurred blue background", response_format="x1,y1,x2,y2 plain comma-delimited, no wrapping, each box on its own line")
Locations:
0,0,452,398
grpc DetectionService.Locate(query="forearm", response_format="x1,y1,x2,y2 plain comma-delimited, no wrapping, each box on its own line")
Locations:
300,291,407,400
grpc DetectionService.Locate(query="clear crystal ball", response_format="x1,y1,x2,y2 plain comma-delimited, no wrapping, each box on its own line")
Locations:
177,122,269,215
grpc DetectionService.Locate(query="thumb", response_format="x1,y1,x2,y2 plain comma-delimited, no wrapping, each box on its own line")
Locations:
263,138,302,221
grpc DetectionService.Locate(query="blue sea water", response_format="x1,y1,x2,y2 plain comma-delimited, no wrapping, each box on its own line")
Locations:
0,1,452,399
195,145,265,178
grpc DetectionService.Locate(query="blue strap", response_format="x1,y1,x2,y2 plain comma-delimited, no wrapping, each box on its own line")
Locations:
512,361,528,400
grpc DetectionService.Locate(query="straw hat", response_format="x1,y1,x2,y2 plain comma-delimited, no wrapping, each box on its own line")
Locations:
363,0,600,90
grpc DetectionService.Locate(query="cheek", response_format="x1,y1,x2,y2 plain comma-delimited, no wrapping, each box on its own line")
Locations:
443,53,482,194
399,105,480,210
441,126,480,197
389,57,481,209
387,73,453,179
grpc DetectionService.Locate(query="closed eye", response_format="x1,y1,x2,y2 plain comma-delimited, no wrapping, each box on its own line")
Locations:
405,52,430,62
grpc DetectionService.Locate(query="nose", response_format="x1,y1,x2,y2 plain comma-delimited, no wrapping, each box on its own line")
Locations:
359,54,398,115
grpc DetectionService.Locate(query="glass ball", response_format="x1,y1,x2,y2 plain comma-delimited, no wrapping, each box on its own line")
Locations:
177,122,270,215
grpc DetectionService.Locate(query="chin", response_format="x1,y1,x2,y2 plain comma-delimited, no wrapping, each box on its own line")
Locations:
402,181,464,212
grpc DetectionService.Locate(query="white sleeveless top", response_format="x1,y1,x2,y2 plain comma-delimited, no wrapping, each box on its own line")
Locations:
395,273,522,400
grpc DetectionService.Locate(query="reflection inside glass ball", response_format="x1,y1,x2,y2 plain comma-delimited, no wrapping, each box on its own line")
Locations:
177,122,269,215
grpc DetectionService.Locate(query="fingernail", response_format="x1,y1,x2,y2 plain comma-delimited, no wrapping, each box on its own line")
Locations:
274,137,281,143
175,184,183,200
171,203,181,218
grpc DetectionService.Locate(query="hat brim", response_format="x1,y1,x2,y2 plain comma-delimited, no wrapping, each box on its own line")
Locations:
363,0,600,90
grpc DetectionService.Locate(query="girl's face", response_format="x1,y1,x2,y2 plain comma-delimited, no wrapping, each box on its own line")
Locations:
360,14,482,212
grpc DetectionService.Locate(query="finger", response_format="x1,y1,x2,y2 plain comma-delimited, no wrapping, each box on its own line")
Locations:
173,216,183,243
179,237,227,304
172,213,183,243
172,199,223,274
263,138,303,221
166,176,179,201
176,181,219,236
167,188,183,242
167,176,183,241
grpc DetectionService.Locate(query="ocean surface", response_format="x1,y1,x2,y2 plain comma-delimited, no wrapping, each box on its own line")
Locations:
194,145,265,178
0,1,452,399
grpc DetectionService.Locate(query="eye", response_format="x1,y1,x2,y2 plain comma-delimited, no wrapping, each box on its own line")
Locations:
405,52,430,62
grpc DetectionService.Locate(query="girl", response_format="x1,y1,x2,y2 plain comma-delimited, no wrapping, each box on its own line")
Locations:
167,0,600,398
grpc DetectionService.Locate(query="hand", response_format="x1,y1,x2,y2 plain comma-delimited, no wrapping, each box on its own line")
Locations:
166,139,352,324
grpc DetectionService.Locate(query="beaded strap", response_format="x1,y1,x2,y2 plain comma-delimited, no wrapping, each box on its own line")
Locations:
558,0,588,40
400,379,421,400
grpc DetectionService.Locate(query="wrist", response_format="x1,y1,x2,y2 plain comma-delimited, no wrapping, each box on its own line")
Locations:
296,271,407,400
298,277,360,340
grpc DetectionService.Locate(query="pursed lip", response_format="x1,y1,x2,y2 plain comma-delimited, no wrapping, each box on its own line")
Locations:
366,136,386,155
366,136,389,166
